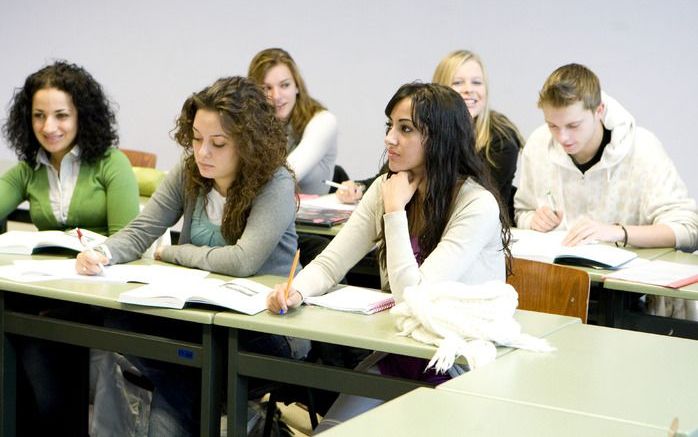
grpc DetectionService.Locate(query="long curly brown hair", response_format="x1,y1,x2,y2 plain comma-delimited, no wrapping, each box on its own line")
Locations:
173,76,291,243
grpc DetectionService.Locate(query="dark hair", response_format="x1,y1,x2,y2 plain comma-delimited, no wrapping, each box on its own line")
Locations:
377,82,511,271
173,76,290,243
2,60,118,166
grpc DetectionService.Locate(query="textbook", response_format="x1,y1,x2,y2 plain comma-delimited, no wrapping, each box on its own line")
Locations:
511,229,637,269
303,285,395,314
295,206,352,227
0,229,106,255
604,259,698,288
118,277,271,315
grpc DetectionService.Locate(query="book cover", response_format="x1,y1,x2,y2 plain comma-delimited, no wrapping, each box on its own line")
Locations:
296,207,352,227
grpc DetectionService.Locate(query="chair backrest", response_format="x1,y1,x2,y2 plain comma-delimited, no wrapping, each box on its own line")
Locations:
121,148,157,168
507,257,591,323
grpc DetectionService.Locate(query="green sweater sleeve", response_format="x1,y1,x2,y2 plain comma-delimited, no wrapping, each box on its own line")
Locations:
68,148,140,236
0,162,31,221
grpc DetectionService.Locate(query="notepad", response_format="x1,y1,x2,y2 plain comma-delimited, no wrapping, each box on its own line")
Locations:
511,229,637,269
0,229,106,255
604,259,698,288
303,286,395,314
118,278,271,315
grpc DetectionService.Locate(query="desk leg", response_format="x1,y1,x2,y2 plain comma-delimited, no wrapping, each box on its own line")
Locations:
0,292,17,437
227,329,248,437
200,325,224,437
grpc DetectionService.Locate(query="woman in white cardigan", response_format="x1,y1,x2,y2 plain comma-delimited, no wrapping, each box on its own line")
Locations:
248,48,337,195
267,82,512,431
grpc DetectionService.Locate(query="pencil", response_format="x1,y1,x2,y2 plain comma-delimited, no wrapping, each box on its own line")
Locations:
283,248,301,303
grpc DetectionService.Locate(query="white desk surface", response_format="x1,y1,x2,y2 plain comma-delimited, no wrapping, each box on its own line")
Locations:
323,387,668,437
439,323,698,433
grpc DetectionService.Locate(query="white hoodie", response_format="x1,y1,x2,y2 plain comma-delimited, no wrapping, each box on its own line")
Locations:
515,92,698,251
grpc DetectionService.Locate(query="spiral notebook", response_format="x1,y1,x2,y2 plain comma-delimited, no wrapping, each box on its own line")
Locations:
303,285,395,314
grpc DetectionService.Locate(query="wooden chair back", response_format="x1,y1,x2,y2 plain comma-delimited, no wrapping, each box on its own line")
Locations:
507,257,591,323
121,148,157,168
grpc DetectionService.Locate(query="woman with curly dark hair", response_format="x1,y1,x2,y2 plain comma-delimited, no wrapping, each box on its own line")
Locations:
0,60,139,435
268,82,511,431
0,60,139,235
77,76,303,435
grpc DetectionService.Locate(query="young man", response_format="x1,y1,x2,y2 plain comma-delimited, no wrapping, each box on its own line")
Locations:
514,63,698,318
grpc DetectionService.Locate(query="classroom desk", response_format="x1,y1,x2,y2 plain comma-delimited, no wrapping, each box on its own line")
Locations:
295,223,343,237
565,246,675,284
0,255,225,437
438,323,698,434
322,387,668,437
603,249,698,337
215,295,580,437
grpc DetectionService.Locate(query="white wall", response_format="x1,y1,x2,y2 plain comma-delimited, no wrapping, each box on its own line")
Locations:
1,0,696,197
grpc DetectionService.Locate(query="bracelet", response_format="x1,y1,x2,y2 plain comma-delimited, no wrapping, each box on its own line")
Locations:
614,224,628,247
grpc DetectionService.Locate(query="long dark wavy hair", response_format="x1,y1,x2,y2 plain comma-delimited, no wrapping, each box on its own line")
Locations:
173,76,290,243
2,60,118,166
376,82,511,272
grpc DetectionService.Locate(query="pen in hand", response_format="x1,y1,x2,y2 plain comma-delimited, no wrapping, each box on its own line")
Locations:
323,180,349,192
76,228,104,274
280,249,301,315
546,191,559,216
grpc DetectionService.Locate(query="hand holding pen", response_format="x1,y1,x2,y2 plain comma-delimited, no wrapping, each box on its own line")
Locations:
326,179,365,204
531,191,563,232
75,228,107,275
266,249,302,314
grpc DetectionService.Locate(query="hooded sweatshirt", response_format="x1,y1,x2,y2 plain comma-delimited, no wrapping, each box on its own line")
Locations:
514,92,697,251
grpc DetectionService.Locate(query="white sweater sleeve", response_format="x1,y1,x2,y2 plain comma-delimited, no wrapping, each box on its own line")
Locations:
287,111,338,181
385,185,502,301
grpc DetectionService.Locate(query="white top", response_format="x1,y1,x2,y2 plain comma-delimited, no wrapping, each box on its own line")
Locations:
204,189,225,226
36,145,81,225
514,92,698,251
293,175,505,302
287,110,338,195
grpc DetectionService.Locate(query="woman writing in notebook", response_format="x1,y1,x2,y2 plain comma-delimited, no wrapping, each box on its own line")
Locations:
77,76,304,435
268,82,511,430
248,47,338,195
338,50,523,220
0,60,139,435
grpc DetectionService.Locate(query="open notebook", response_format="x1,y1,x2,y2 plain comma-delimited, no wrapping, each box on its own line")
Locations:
118,278,271,315
303,285,395,315
0,229,106,255
511,229,637,269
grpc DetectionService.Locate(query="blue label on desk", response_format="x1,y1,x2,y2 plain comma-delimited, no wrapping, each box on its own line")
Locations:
178,348,194,360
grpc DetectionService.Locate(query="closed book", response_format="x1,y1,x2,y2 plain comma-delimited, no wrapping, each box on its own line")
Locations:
295,206,352,227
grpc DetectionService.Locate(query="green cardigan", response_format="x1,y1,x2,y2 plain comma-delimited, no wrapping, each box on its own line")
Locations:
0,148,140,236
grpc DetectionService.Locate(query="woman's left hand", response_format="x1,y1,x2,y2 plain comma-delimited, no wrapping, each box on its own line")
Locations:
382,171,421,213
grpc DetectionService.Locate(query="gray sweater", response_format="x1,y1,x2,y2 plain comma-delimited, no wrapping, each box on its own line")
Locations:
106,161,299,277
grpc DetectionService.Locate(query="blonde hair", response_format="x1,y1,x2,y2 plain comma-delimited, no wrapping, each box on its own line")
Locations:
432,50,522,165
248,48,325,141
538,63,601,110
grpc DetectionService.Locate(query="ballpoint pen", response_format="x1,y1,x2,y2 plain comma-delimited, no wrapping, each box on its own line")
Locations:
323,180,349,191
76,228,104,273
546,191,559,215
